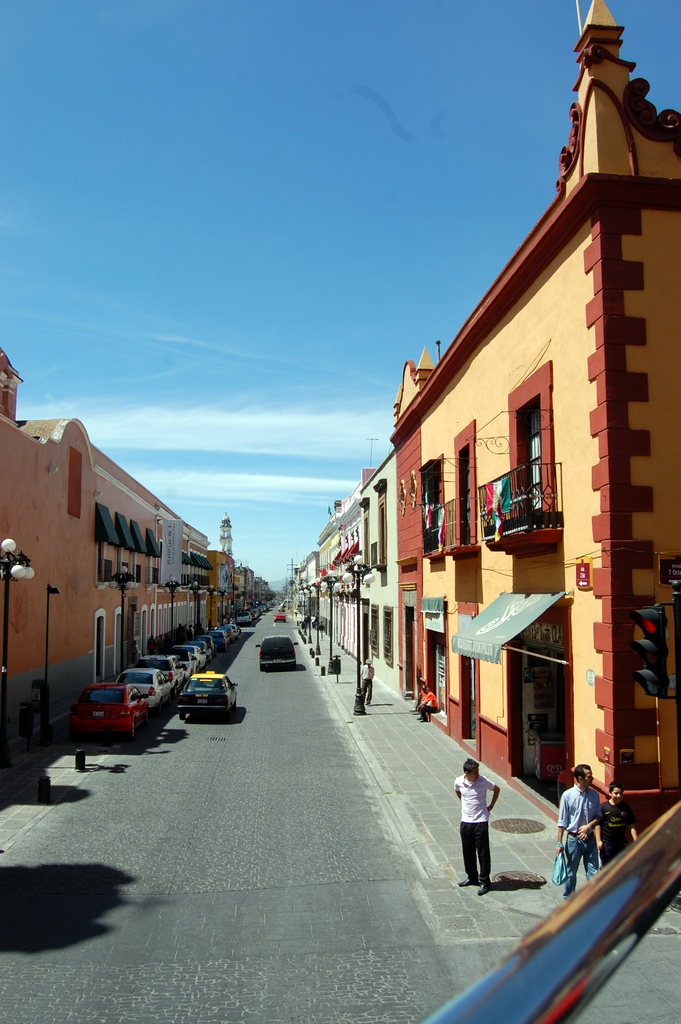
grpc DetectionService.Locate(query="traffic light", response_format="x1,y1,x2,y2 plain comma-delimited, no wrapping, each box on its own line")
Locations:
630,605,669,698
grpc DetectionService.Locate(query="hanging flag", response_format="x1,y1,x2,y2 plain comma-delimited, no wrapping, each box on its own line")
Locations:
438,504,447,551
424,491,431,528
486,477,511,541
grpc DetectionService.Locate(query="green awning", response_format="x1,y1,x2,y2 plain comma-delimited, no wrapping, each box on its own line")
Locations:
182,551,191,565
145,528,161,558
115,513,135,550
421,596,445,614
129,520,147,554
203,556,213,571
451,592,565,664
190,551,202,567
95,503,119,546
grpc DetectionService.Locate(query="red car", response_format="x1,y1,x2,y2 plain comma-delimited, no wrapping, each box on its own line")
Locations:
69,683,149,741
274,612,286,622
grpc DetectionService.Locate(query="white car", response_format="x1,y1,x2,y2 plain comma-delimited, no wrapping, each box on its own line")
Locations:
236,612,252,626
135,655,185,696
117,668,172,715
170,647,199,682
175,643,207,671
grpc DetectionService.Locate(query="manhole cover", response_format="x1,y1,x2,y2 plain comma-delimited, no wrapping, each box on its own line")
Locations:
491,817,546,834
670,896,681,914
492,870,547,890
209,736,227,742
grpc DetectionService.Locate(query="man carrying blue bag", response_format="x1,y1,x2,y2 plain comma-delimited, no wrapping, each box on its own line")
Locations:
555,764,602,899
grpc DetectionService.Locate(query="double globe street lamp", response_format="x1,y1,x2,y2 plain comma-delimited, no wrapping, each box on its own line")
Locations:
342,555,375,717
319,573,342,675
163,576,183,646
109,566,139,673
0,539,35,769
187,579,203,631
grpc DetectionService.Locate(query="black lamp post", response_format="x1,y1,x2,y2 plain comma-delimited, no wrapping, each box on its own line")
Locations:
342,556,376,716
109,565,138,673
187,579,202,630
0,539,35,769
163,577,182,645
314,581,321,655
206,585,216,628
217,587,228,625
320,573,342,674
40,583,59,746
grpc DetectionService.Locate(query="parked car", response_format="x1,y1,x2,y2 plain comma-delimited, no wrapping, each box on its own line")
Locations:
236,611,252,626
136,655,184,696
170,646,199,680
256,635,298,672
117,668,172,715
206,630,228,652
189,638,212,664
171,644,204,672
274,611,286,623
69,683,148,741
194,635,216,658
177,672,237,721
223,623,240,641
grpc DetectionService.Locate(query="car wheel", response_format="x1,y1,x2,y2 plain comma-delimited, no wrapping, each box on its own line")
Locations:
126,719,136,741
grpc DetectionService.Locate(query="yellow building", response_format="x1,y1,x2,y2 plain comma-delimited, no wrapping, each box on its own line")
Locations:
392,1,681,825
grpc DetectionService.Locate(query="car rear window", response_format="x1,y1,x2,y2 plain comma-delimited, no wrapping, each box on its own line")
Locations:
139,658,171,670
120,672,155,684
261,638,294,652
187,677,226,691
80,688,125,703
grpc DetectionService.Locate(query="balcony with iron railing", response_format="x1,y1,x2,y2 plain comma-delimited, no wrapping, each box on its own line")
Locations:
423,499,457,555
478,462,563,556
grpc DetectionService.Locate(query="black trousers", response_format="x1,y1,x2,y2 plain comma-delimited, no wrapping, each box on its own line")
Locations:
460,821,491,884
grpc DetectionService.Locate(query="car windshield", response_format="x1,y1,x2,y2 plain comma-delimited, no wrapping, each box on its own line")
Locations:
187,678,226,692
80,688,125,704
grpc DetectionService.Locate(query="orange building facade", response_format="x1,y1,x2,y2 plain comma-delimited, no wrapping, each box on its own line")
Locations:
391,2,681,825
0,348,210,728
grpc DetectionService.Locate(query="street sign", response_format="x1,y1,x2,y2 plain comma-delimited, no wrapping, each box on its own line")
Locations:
658,553,681,586
576,557,592,590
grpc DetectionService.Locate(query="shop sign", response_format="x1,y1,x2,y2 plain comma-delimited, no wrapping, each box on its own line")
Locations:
576,557,592,590
658,553,681,586
517,622,564,648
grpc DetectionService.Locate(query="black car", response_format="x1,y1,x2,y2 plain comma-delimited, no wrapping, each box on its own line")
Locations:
256,635,298,672
177,672,237,721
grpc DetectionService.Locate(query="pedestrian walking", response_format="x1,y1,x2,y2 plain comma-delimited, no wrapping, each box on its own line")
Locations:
455,758,500,895
361,659,375,705
555,764,602,899
595,781,638,867
147,635,156,655
415,681,438,721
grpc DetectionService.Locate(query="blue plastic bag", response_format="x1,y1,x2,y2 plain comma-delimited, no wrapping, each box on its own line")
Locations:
552,850,568,886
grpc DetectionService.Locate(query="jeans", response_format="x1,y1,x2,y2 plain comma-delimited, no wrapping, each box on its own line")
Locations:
563,834,599,898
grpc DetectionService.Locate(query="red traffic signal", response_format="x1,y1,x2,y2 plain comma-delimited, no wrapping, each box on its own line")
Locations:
630,605,669,698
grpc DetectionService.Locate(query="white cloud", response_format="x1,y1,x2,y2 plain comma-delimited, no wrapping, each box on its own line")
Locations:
21,400,392,461
124,469,358,506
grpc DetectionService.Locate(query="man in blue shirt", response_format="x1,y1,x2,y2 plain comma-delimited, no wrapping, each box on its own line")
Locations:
556,764,602,899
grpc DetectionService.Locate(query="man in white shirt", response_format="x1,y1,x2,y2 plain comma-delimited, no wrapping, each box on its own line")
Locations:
556,763,602,899
454,757,500,895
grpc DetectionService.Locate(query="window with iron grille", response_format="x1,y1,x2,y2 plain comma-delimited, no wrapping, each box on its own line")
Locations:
383,607,393,665
458,446,471,546
421,459,442,553
370,605,379,654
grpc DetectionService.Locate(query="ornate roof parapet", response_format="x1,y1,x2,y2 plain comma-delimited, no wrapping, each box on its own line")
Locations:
558,0,681,195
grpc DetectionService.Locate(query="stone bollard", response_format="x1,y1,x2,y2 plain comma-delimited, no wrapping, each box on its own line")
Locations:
320,665,326,675
315,657,319,667
37,775,51,804
75,749,86,772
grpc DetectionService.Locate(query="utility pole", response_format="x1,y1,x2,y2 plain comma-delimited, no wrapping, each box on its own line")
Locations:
366,438,378,467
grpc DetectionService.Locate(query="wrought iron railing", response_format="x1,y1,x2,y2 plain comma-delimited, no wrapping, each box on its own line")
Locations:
422,799,681,1024
478,463,563,541
423,499,457,553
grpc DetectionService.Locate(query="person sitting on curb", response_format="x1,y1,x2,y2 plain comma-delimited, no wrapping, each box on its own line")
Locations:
415,682,438,721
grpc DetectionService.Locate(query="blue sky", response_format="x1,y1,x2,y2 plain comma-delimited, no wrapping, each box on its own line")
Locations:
2,0,680,584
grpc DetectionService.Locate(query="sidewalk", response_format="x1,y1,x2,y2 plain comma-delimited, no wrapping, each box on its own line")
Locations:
299,636,680,966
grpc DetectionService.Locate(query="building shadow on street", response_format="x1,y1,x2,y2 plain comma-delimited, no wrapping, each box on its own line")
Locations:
0,862,135,952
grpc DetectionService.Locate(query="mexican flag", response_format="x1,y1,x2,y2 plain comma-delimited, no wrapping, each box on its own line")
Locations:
485,477,511,541
438,504,446,551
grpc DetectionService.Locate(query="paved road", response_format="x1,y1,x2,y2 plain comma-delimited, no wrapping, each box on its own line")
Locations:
0,615,460,1023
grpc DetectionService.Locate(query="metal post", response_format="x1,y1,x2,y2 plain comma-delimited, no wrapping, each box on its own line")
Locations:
0,567,11,768
315,586,321,655
671,581,681,801
353,571,367,716
119,586,126,673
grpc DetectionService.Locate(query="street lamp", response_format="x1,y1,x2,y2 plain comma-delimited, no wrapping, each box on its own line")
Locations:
109,565,138,673
342,555,375,716
313,580,322,655
0,539,34,769
320,573,342,674
40,584,60,746
217,587,228,625
163,576,183,645
206,585,216,628
187,579,203,631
